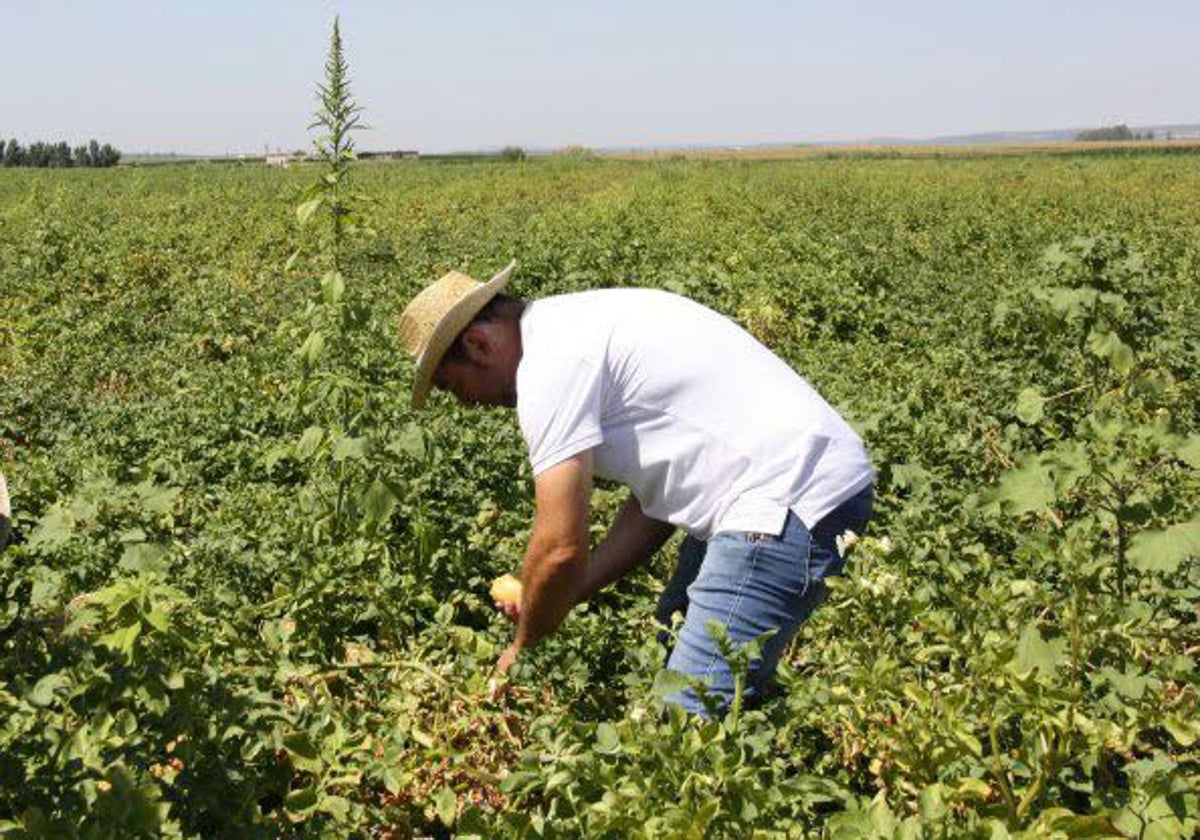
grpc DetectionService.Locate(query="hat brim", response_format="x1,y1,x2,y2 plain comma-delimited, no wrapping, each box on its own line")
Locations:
411,260,516,409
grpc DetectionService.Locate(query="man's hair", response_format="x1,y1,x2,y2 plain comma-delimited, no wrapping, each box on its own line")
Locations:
443,294,526,362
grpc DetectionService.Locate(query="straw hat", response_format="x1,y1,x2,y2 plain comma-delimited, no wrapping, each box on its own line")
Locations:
398,261,516,408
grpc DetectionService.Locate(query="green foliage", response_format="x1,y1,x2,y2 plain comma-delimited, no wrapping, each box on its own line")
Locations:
2,151,1198,836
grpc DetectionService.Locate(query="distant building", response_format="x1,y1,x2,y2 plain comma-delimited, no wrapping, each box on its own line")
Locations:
266,152,306,167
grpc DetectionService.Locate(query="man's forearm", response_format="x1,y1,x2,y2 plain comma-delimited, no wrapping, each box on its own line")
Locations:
514,535,588,650
578,494,675,603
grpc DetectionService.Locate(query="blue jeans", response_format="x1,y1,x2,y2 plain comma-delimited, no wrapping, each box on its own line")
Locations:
654,484,874,716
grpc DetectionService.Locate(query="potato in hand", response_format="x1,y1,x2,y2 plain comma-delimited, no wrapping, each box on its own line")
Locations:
490,573,523,607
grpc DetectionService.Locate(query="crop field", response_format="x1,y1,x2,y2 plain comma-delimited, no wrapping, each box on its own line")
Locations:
1,152,1199,838
609,139,1200,162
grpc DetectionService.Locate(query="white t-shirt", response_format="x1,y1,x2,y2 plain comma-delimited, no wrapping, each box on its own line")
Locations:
515,289,873,540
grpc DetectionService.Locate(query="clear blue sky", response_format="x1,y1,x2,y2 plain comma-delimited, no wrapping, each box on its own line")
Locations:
4,1,1198,154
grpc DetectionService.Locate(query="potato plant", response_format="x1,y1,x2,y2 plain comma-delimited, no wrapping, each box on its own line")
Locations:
1,148,1198,837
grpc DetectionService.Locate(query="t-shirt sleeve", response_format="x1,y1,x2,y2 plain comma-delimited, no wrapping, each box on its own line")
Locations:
517,354,605,476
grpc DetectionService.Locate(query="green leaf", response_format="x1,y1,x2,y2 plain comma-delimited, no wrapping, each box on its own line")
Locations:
1015,387,1045,424
918,783,947,822
387,423,427,462
1175,435,1200,470
296,197,323,224
1102,666,1150,700
115,709,138,737
319,795,351,820
285,786,319,816
1033,808,1122,838
29,568,63,609
1128,514,1200,573
119,543,168,574
28,673,71,707
1047,441,1089,492
298,329,325,367
1041,285,1098,318
1163,714,1200,747
331,436,369,461
498,771,539,795
1123,755,1177,783
296,426,325,459
951,778,992,802
381,769,402,796
1014,623,1064,676
283,732,320,761
360,479,397,527
28,505,75,551
651,669,693,699
144,604,171,633
433,786,457,826
162,670,186,690
989,455,1056,516
321,270,345,305
1086,329,1135,376
594,722,620,754
119,527,148,544
136,482,180,516
99,621,143,656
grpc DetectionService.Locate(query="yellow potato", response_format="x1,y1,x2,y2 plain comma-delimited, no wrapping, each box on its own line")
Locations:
490,573,523,606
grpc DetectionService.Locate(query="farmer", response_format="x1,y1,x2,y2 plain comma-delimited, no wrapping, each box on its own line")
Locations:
398,262,874,715
0,475,9,554
0,473,10,554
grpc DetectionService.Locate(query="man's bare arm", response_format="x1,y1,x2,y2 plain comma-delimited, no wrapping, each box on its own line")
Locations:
511,451,594,653
577,493,675,603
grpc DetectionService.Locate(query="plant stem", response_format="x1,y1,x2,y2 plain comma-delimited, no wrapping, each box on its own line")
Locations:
987,716,1019,823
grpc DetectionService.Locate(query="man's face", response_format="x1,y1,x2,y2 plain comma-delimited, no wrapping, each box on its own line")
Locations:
430,323,518,408
432,357,501,407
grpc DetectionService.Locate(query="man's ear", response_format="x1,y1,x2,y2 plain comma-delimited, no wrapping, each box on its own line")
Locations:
459,324,493,363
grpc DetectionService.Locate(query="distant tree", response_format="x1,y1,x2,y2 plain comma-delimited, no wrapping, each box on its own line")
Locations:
51,141,73,167
3,139,21,166
0,137,121,167
97,143,120,167
499,145,527,161
1076,124,1134,142
27,141,48,167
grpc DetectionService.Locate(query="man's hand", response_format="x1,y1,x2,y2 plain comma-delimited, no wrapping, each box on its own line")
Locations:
488,642,522,700
496,599,520,623
494,642,520,676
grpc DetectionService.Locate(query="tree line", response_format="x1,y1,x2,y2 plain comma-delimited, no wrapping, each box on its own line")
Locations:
1075,124,1157,142
1,138,121,168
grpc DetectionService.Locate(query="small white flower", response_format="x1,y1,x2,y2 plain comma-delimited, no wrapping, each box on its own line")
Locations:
836,529,859,556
